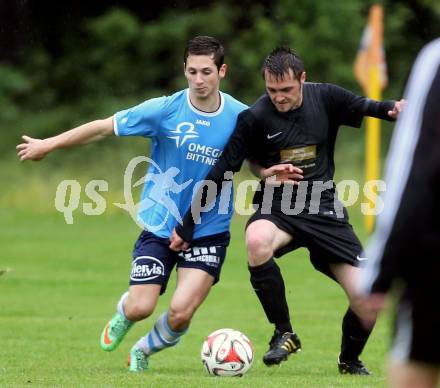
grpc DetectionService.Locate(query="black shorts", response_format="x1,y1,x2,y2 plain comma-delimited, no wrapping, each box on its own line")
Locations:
130,231,230,294
391,288,440,365
247,207,364,279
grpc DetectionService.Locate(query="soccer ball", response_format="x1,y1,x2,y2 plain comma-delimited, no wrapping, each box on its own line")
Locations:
201,328,254,377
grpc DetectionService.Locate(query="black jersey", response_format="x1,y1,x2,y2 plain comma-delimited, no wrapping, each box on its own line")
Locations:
246,83,367,179
210,83,395,209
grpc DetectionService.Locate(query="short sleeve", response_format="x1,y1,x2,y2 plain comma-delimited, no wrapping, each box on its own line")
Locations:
113,96,167,137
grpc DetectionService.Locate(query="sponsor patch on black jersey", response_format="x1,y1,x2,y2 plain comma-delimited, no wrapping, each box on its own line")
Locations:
280,145,317,175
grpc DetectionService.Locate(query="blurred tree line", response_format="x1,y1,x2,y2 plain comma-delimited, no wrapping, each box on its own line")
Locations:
1,0,439,159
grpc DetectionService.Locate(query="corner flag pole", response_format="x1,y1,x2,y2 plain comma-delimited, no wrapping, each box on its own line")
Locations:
365,68,381,233
353,4,387,233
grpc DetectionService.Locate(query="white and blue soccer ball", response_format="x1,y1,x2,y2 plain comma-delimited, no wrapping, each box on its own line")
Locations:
201,328,254,377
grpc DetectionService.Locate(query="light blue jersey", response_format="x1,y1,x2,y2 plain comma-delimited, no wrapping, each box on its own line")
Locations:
114,89,247,239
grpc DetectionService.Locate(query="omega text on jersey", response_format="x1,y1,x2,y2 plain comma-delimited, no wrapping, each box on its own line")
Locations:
186,142,223,166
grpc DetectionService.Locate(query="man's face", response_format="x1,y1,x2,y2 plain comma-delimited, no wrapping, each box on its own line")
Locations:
184,54,226,100
264,69,306,112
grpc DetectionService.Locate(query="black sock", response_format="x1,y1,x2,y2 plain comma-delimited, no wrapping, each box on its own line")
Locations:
249,258,292,331
340,307,374,362
275,322,293,334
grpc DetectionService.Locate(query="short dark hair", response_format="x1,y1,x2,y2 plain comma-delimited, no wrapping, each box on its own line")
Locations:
261,47,305,81
184,36,225,70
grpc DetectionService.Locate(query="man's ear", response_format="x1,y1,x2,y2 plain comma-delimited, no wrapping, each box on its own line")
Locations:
219,63,228,79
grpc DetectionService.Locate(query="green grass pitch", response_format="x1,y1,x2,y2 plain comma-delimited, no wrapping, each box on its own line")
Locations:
0,207,390,387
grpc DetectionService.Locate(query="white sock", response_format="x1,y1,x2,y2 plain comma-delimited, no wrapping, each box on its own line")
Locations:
116,291,130,320
135,312,187,356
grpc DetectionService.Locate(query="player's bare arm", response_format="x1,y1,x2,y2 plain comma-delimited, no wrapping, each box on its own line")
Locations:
16,116,114,162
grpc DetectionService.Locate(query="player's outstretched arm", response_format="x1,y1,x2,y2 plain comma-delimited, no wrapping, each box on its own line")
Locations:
16,116,114,162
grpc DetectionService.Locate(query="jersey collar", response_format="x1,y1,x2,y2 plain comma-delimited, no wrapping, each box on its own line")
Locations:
186,89,225,117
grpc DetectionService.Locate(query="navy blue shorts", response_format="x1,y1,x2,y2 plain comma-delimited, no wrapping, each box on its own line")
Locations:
129,231,230,294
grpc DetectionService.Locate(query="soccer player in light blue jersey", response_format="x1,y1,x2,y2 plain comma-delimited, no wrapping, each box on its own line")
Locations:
17,36,247,372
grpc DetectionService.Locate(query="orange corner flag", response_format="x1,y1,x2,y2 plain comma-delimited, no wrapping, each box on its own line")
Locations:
354,4,388,233
354,4,388,94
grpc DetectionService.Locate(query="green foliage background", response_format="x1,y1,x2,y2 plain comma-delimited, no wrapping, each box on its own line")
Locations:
2,1,440,156
1,0,439,208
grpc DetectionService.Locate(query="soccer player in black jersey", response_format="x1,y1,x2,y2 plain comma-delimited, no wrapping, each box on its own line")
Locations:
361,39,440,388
170,47,404,374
